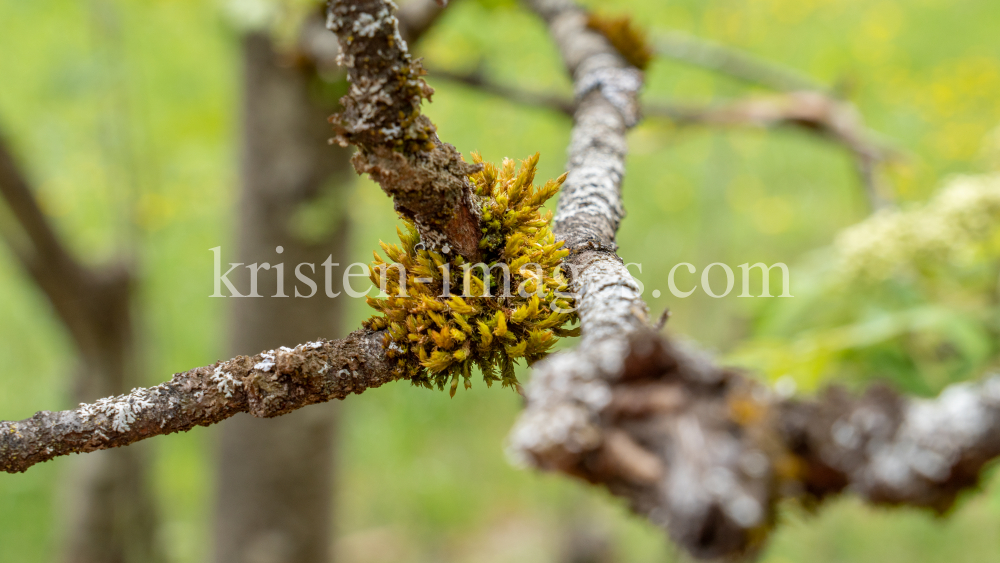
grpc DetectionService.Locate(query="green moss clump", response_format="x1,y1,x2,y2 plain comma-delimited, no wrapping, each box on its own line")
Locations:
363,153,579,395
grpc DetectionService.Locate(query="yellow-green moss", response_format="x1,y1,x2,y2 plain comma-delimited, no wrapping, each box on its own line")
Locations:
363,153,579,395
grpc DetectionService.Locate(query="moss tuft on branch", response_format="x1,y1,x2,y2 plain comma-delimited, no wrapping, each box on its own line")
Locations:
585,12,654,70
364,153,578,395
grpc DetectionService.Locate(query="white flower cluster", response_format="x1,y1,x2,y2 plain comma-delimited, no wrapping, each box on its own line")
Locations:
78,388,156,433
836,173,1000,281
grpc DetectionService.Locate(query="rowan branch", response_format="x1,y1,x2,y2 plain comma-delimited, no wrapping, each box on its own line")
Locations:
326,0,483,261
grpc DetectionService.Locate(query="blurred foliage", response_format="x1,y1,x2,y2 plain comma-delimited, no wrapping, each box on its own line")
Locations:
731,173,1000,397
2,0,1000,561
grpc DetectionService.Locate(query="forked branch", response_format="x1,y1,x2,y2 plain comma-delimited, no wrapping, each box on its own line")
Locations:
508,0,994,559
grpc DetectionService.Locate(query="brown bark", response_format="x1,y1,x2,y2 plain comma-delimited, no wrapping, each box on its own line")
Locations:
326,0,483,261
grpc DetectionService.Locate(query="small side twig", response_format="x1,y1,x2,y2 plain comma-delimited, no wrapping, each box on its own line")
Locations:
656,30,825,93
647,92,899,209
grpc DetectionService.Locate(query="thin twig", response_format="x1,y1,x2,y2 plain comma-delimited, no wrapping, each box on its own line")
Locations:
430,67,576,115
656,30,825,93
429,66,896,210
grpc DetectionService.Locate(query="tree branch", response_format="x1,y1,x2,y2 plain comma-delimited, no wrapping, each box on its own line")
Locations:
326,0,483,261
428,67,895,210
507,0,998,559
656,30,825,93
429,66,576,115
1,332,394,473
647,92,898,210
0,127,134,368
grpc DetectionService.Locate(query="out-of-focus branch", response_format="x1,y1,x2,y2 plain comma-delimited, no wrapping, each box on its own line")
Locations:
654,30,895,208
0,129,89,293
325,0,483,260
1,332,394,473
507,0,983,560
0,128,133,364
430,69,897,203
656,30,825,93
647,92,898,209
429,60,894,210
430,67,576,115
513,329,1000,560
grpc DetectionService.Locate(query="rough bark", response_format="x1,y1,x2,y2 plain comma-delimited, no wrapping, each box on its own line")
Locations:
326,0,483,261
0,131,162,563
0,332,395,473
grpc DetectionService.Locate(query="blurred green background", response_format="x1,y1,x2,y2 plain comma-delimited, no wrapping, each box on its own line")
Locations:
2,0,1000,561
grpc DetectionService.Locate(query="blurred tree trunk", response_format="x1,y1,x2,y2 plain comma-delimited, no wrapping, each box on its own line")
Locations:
213,31,353,563
59,269,163,563
0,135,162,562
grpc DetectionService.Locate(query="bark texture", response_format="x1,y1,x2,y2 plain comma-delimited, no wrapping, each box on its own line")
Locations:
0,332,394,473
326,0,483,261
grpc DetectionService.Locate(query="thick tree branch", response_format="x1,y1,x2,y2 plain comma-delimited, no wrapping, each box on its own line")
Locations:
507,0,995,560
326,0,483,260
1,332,394,473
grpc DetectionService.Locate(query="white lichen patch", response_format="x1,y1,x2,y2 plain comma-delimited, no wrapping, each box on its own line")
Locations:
254,351,276,372
211,367,243,399
353,12,381,37
78,388,155,433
